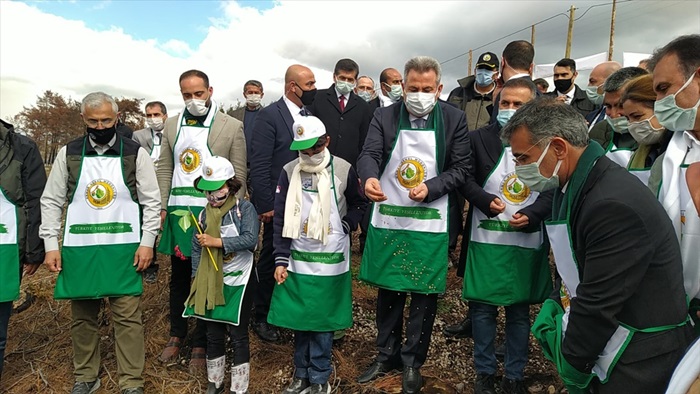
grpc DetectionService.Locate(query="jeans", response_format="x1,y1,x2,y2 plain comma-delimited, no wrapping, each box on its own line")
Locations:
0,301,12,379
471,301,530,380
293,331,333,385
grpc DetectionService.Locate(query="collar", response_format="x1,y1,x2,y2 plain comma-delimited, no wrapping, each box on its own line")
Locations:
507,73,530,81
283,94,303,115
408,113,429,123
86,134,119,155
334,87,350,101
684,130,700,162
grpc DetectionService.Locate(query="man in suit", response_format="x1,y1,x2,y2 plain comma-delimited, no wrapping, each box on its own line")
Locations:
250,64,317,343
545,58,596,117
132,100,167,284
156,69,247,372
377,67,404,108
502,99,693,393
230,80,264,167
356,75,378,111
490,40,536,124
356,56,469,394
309,58,371,167
583,61,621,129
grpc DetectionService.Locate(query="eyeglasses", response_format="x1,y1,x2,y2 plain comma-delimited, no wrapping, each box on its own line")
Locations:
512,136,551,165
84,118,116,128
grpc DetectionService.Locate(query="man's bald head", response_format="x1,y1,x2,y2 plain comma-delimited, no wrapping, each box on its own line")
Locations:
285,64,312,84
589,61,622,87
285,64,316,106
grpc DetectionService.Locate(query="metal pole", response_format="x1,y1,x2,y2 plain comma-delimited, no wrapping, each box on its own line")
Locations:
608,0,617,60
565,5,576,58
531,24,536,46
468,49,473,76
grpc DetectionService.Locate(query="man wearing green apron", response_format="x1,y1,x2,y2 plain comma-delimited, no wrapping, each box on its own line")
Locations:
647,34,700,331
132,100,168,284
356,56,469,394
156,69,247,369
0,119,46,380
40,92,161,394
501,99,693,394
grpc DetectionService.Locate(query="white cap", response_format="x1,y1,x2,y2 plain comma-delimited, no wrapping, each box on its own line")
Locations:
290,115,327,150
196,156,235,191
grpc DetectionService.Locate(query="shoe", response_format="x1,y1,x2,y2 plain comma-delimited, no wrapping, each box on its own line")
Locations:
282,377,310,394
309,382,330,394
206,355,226,394
474,373,496,394
143,270,157,284
443,315,472,338
333,329,345,343
357,360,398,383
189,347,207,375
159,336,182,364
207,382,225,394
71,380,101,394
402,367,423,394
252,320,280,342
121,388,144,394
495,342,506,361
500,377,527,394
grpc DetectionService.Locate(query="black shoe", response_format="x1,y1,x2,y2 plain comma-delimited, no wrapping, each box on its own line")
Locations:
308,382,330,394
474,373,496,394
357,360,398,383
402,367,423,394
71,380,101,394
495,342,506,361
443,316,472,338
282,377,310,394
252,320,280,342
500,377,527,394
206,382,225,394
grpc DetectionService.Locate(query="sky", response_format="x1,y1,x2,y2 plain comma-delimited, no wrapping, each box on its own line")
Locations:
1,0,699,122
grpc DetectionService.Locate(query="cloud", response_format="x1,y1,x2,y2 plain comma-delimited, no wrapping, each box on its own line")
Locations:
1,0,699,121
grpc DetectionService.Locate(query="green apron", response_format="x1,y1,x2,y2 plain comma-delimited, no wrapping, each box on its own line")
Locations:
0,187,20,302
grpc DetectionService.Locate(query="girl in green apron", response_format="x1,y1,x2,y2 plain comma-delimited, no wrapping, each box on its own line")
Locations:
184,156,259,394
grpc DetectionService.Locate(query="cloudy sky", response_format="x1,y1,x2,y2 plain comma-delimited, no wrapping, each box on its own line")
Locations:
1,0,698,121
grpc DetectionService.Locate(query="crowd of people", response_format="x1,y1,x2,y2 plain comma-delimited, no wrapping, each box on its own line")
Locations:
0,33,698,394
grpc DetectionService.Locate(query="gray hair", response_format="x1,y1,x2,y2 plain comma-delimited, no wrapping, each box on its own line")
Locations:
603,67,648,93
404,56,441,84
649,34,700,78
81,92,118,114
500,98,589,148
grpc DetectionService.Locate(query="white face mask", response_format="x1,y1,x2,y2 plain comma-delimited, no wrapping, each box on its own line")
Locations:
146,117,165,131
404,92,437,117
185,99,209,116
299,147,327,167
335,80,355,95
245,94,262,107
385,84,403,102
629,116,666,145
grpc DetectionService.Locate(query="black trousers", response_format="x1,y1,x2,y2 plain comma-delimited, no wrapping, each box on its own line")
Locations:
448,192,465,253
169,255,207,347
253,221,276,322
206,274,256,364
375,288,438,368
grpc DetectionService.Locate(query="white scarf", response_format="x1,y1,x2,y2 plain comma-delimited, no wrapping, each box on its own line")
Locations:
283,149,332,245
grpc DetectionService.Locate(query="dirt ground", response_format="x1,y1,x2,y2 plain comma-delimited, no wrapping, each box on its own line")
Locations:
1,237,563,394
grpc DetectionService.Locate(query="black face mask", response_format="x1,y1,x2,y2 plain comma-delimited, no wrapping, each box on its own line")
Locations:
554,78,573,93
86,124,116,145
295,85,317,106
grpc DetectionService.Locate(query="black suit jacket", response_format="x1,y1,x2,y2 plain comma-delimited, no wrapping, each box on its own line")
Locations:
561,155,690,375
357,101,470,203
308,85,371,167
368,97,380,113
249,97,298,214
545,84,597,117
455,122,553,276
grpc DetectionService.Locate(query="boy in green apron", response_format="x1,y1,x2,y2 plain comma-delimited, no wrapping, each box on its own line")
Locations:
184,156,259,394
269,116,367,394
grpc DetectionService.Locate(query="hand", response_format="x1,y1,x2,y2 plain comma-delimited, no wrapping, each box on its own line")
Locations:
408,183,429,202
44,250,62,272
133,246,154,272
489,197,506,215
160,210,167,230
555,95,567,102
195,233,222,248
365,178,387,202
23,263,40,276
509,212,530,229
274,266,288,285
258,210,274,223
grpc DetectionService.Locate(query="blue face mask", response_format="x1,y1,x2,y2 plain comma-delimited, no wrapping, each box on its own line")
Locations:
475,69,495,87
654,73,700,131
585,84,604,106
515,141,562,193
357,90,372,102
497,108,517,127
606,116,630,134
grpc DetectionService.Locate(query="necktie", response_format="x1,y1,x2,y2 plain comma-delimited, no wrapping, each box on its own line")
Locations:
300,107,311,116
414,118,426,129
155,132,162,145
339,95,345,112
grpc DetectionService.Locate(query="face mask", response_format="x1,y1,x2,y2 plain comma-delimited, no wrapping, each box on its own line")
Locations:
146,117,164,131
554,78,573,93
404,92,437,117
585,84,604,105
475,69,495,87
335,80,355,95
606,115,630,134
629,116,666,145
86,125,116,145
385,84,403,102
515,141,563,193
357,90,372,102
497,108,517,127
185,99,209,116
654,73,700,131
295,85,317,106
299,148,327,166
245,94,262,107
205,187,230,207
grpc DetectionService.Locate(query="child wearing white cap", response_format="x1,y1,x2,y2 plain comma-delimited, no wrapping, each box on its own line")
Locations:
183,156,259,394
268,116,368,394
